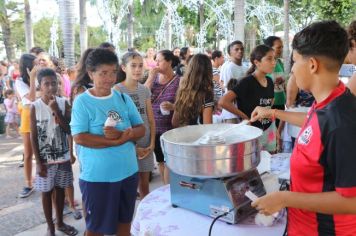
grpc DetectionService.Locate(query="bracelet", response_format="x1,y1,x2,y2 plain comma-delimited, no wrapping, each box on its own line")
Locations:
271,109,277,121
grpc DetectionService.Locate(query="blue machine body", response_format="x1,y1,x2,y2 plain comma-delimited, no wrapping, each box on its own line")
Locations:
169,169,266,224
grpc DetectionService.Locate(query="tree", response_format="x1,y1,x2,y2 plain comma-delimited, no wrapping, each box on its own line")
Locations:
289,0,316,30
11,15,26,55
234,0,245,43
24,0,33,52
177,5,198,46
0,0,20,61
127,2,134,48
199,0,204,33
33,18,59,55
87,25,107,49
312,0,356,26
130,0,165,50
79,0,88,54
58,0,75,67
283,0,290,73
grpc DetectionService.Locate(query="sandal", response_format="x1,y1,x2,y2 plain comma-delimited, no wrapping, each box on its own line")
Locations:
57,223,78,236
46,228,55,236
65,199,80,207
72,209,82,220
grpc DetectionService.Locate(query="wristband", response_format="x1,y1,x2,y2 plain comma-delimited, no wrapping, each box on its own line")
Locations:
271,109,277,121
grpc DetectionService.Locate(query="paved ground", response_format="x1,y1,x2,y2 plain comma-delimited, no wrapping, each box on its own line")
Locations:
0,133,163,236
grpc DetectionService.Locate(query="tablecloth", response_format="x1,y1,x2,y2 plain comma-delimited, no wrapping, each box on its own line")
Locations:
131,185,287,236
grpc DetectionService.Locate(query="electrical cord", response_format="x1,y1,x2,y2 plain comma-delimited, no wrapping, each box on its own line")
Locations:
208,207,235,236
209,180,290,236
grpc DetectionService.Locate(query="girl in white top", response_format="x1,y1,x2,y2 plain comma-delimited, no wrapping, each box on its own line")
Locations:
15,54,39,198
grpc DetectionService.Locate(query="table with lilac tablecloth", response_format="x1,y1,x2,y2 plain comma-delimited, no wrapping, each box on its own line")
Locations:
131,184,287,236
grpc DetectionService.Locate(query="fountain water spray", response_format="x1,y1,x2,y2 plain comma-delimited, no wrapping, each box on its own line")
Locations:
49,20,59,58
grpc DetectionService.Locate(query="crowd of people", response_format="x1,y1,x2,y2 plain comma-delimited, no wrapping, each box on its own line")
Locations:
0,19,355,236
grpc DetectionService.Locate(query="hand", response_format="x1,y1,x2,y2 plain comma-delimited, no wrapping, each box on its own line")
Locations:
70,154,76,164
251,191,287,216
148,67,159,79
27,65,40,82
104,126,123,140
161,101,174,111
117,128,134,144
48,96,60,114
250,106,272,123
136,146,153,159
37,163,47,177
275,76,285,85
219,80,225,91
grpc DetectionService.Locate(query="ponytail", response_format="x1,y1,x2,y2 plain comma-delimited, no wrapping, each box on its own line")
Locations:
246,64,256,75
117,66,126,82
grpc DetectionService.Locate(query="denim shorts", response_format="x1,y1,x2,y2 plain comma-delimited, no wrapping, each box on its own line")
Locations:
79,173,138,235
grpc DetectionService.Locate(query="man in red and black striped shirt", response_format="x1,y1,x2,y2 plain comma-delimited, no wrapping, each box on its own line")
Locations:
250,21,356,235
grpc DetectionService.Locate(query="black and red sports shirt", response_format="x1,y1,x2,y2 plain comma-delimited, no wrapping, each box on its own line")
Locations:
288,82,356,236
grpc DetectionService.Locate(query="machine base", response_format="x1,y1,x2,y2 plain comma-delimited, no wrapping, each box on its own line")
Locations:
169,169,266,224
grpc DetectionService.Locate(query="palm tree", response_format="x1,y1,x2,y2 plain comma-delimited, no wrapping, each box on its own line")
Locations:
0,0,16,61
58,0,75,67
24,0,33,52
199,0,204,32
127,2,134,48
234,0,245,43
283,0,290,73
79,0,88,54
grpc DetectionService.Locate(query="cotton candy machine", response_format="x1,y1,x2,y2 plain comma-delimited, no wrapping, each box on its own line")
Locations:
160,123,267,224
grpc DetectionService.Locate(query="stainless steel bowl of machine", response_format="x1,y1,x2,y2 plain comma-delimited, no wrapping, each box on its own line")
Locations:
160,123,263,178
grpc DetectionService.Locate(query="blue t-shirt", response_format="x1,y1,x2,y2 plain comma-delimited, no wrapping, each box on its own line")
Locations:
70,89,143,182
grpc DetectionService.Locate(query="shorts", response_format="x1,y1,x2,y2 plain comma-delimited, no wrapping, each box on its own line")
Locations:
5,112,18,124
34,161,73,192
19,105,30,133
79,173,139,235
154,133,165,163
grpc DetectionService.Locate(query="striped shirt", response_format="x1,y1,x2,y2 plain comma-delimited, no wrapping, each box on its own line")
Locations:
213,67,220,76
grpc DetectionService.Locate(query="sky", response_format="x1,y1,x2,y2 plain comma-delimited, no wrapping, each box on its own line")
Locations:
29,0,103,27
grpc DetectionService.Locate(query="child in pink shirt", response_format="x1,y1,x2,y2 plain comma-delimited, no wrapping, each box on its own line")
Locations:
4,89,19,137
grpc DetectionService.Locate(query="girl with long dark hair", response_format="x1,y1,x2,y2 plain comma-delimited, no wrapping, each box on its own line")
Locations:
219,45,277,152
172,53,214,127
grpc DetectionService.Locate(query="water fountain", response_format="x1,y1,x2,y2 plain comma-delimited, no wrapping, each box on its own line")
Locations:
184,0,234,51
246,0,298,38
96,0,133,57
95,0,299,53
157,0,234,51
49,20,59,58
155,0,185,49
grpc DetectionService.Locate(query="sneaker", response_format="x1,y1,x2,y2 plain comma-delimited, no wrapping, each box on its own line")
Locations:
18,154,24,167
18,187,34,198
18,161,24,167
